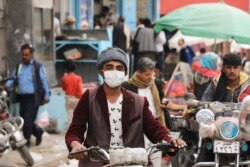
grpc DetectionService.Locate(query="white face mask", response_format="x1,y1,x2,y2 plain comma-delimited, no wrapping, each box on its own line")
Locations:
104,70,126,88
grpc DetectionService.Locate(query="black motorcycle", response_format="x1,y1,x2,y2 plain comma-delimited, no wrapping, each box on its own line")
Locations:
166,94,200,167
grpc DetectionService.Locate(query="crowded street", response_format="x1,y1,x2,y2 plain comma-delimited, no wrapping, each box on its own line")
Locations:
1,0,250,167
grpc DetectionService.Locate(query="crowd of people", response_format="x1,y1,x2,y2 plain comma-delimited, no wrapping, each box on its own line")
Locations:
5,7,250,166
61,13,250,166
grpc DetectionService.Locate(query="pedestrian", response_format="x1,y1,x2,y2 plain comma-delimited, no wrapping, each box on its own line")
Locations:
243,60,250,75
193,52,220,100
132,18,156,72
61,59,83,129
6,44,50,147
164,48,179,80
63,16,76,30
130,18,144,74
122,57,170,128
193,47,206,62
94,6,112,28
54,16,61,37
178,38,195,65
65,47,186,166
202,53,250,102
155,30,167,73
122,57,171,166
113,16,131,79
191,47,206,72
165,48,178,64
112,16,131,53
136,18,145,28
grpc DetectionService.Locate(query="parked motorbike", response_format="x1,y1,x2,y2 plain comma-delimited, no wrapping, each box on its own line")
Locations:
188,99,250,167
68,142,179,167
0,77,34,166
163,95,199,167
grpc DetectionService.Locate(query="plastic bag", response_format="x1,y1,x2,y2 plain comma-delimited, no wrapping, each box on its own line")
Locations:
35,105,49,128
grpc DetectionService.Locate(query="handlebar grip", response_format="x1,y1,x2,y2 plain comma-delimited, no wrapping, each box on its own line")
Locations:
156,143,179,156
68,153,74,159
68,149,87,160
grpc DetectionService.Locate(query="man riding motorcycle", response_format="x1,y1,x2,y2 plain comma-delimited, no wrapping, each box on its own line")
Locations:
199,53,250,162
65,47,186,167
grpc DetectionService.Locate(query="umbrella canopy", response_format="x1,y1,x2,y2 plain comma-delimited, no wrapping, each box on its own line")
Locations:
168,31,224,49
155,2,250,45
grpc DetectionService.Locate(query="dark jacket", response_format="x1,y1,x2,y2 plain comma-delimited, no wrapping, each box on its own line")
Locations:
202,72,250,102
122,78,172,129
113,23,127,52
13,60,45,106
65,86,171,167
179,46,195,65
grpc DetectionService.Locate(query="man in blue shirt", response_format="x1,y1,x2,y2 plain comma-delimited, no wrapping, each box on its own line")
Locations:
6,44,50,147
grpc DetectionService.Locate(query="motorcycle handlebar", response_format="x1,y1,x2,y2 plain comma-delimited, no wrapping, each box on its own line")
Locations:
186,99,239,109
68,142,179,161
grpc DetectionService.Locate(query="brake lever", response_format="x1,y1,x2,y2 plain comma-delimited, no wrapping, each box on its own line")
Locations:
156,143,180,157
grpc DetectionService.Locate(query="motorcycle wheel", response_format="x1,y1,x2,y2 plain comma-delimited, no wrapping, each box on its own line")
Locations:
17,145,34,166
171,132,198,167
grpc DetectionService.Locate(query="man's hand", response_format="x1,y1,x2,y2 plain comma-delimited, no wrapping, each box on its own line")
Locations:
69,141,87,160
161,100,187,111
169,137,187,148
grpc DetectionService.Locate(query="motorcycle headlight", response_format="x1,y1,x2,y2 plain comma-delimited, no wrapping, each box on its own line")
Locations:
196,109,214,125
219,121,239,140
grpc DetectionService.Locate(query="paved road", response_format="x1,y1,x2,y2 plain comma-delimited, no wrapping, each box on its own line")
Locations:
0,132,68,167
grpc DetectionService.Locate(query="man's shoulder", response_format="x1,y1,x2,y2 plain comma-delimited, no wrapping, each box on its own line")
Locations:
121,81,131,87
155,78,164,84
33,60,43,67
240,73,250,89
122,87,143,98
122,81,138,93
211,74,221,85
